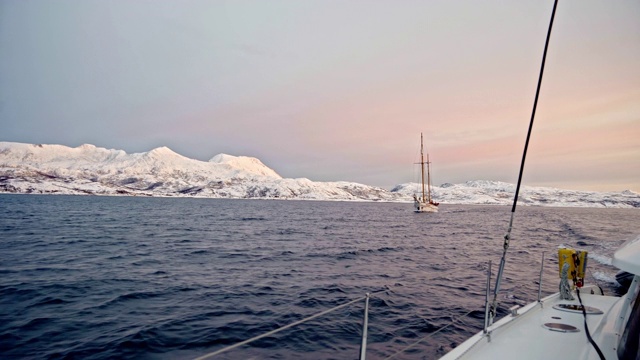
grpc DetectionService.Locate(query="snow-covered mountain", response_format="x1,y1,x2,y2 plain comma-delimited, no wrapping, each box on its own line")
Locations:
0,142,394,201
392,181,640,208
1,142,638,207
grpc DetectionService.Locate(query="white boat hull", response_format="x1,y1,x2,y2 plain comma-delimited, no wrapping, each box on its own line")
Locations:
414,200,438,213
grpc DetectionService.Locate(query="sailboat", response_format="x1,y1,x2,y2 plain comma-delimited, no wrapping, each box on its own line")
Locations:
413,133,439,213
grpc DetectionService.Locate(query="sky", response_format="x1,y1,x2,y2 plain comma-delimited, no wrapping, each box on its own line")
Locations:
1,0,639,192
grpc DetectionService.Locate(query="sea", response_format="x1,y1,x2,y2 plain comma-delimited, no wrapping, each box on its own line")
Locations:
1,194,638,360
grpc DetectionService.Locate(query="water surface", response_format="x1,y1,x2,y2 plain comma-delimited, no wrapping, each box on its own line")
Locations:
1,194,638,359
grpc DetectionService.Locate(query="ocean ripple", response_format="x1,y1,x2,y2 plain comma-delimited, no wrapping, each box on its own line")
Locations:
1,195,638,359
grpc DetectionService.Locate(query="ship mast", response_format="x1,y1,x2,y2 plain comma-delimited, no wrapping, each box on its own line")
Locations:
420,133,426,202
427,153,432,203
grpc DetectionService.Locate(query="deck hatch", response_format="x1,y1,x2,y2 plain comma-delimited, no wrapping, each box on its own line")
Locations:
543,323,580,332
553,304,603,314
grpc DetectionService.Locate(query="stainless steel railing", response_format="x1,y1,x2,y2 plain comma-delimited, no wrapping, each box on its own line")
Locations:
193,294,371,360
193,289,477,360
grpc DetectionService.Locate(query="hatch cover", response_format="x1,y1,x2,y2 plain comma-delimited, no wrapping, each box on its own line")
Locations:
543,323,580,332
553,304,603,314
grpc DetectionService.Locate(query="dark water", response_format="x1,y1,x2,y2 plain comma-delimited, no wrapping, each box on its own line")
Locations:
1,194,638,359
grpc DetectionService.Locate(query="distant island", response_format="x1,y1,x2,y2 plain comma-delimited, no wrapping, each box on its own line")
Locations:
1,142,638,208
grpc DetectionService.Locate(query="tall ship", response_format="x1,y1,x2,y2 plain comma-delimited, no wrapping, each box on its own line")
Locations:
413,133,439,213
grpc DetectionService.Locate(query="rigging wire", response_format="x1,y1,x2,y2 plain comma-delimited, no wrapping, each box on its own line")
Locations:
487,1,608,357
489,0,559,324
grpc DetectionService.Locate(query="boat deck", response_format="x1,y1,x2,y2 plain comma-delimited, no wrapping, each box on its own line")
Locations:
442,288,624,359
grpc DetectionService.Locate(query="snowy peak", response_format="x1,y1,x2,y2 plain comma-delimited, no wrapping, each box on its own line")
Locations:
208,153,236,163
137,146,191,163
1,141,638,207
0,141,284,187
145,146,181,157
462,180,515,191
0,142,126,164
391,180,640,208
0,141,383,200
209,153,281,179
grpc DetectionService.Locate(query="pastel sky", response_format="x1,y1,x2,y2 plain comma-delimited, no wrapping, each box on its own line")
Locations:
1,0,639,192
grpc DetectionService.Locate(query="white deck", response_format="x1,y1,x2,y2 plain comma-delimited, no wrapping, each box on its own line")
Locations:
441,234,640,360
441,287,629,360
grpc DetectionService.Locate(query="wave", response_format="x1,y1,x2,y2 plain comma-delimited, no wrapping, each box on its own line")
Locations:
589,253,613,266
241,217,267,221
94,290,165,310
590,271,618,285
3,197,637,360
26,296,71,308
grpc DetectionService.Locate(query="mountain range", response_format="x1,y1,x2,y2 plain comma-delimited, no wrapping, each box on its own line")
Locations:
1,142,638,208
